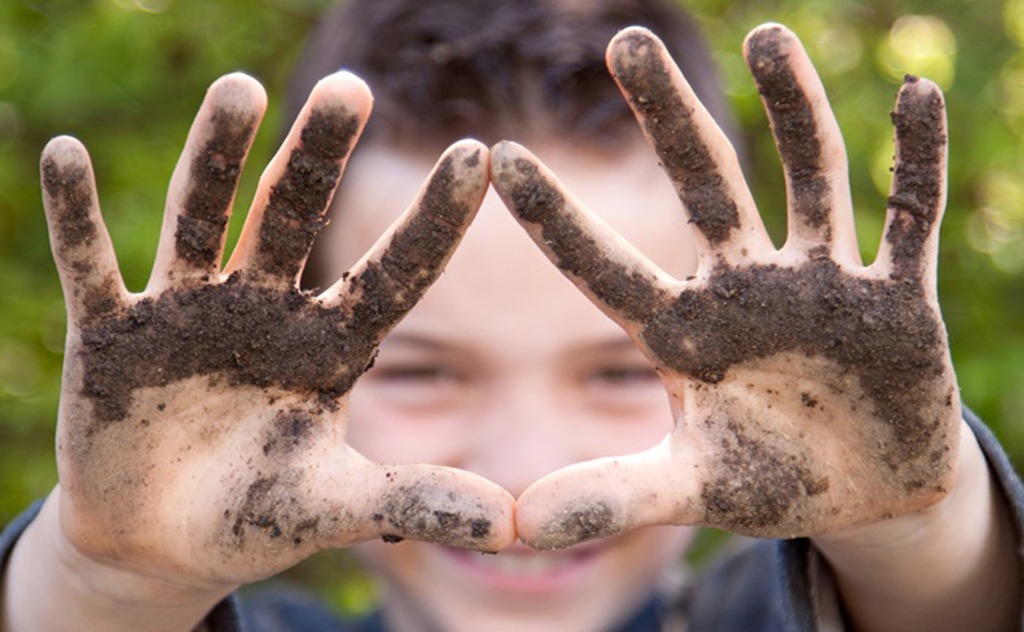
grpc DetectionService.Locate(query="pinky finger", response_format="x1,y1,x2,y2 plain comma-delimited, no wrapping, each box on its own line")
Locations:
41,136,127,324
875,76,947,290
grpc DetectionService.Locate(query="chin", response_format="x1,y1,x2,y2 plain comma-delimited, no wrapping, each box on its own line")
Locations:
358,525,694,632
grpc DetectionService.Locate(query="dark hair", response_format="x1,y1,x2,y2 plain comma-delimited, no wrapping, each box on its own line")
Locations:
286,0,737,154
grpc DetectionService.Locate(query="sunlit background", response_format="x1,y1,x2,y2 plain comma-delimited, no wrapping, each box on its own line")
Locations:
0,0,1021,615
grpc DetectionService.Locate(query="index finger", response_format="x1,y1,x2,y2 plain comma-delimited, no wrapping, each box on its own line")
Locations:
490,141,675,329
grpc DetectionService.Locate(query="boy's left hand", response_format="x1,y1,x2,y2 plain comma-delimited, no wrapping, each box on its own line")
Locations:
492,24,961,548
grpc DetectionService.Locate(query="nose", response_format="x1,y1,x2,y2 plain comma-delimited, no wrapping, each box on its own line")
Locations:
461,376,579,499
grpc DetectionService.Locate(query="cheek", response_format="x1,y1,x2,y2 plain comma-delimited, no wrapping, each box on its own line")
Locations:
576,391,675,458
345,382,475,465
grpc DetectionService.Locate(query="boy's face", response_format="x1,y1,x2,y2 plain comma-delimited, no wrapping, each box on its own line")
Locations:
323,140,698,631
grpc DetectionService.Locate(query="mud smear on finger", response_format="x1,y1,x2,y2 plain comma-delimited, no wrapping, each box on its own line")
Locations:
345,154,474,338
374,481,493,549
746,27,830,237
886,76,946,277
43,157,122,316
252,107,359,281
494,158,667,324
611,31,740,246
176,108,258,270
42,159,96,251
529,498,620,550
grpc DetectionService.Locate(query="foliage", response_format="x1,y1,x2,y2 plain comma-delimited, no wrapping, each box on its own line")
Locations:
0,0,1021,616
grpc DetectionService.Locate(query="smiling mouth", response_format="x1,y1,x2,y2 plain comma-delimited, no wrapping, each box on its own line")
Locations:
436,541,608,592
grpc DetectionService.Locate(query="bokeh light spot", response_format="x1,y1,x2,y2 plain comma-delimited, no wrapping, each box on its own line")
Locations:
877,15,956,89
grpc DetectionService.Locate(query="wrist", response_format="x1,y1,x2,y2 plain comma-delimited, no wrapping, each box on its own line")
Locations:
3,490,234,632
811,418,1021,632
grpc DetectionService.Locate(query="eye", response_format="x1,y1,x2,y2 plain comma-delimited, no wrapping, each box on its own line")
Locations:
372,364,461,384
586,364,660,386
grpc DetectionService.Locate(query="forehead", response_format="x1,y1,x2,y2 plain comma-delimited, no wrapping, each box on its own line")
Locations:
321,141,697,282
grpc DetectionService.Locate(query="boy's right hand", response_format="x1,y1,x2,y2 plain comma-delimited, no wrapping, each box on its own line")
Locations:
29,71,513,604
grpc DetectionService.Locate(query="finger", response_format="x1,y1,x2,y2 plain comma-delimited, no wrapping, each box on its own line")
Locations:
149,73,266,291
327,140,488,340
353,460,517,552
875,76,947,291
744,24,858,264
607,27,771,262
515,439,700,550
490,140,675,330
41,136,127,324
224,71,371,287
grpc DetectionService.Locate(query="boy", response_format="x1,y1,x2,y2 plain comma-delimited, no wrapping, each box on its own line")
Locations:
3,1,1022,630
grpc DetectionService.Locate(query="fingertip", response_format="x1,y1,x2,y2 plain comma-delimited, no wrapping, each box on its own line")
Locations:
312,70,373,121
444,138,490,177
896,74,946,112
488,140,534,179
208,72,268,114
607,26,666,80
743,22,800,65
517,492,627,551
41,135,90,171
608,25,659,59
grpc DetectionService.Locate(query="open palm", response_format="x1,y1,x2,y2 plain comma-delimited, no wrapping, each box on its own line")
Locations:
42,71,513,590
493,25,959,547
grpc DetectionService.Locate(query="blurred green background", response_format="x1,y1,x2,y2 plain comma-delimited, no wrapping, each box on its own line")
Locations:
1,0,1022,615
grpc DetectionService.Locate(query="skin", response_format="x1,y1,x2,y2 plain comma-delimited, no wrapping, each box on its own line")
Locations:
491,25,1019,631
325,140,697,632
2,71,515,632
1,21,1020,632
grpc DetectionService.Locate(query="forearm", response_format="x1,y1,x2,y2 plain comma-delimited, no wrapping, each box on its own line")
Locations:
1,492,232,632
812,419,1021,632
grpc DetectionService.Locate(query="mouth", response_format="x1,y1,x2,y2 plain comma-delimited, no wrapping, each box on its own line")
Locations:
436,540,607,594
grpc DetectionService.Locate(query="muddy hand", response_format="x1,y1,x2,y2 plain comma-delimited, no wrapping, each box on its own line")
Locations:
492,24,958,548
42,71,513,588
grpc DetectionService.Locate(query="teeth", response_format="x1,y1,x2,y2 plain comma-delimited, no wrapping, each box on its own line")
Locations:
468,552,573,577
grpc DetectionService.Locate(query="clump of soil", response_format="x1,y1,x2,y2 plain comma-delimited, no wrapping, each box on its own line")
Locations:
498,157,665,325
262,409,316,457
42,159,96,253
77,274,374,426
344,154,473,340
641,259,949,470
77,152,475,428
229,474,324,547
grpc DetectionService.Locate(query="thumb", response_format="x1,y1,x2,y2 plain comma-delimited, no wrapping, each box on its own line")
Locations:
515,438,700,550
346,457,517,552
